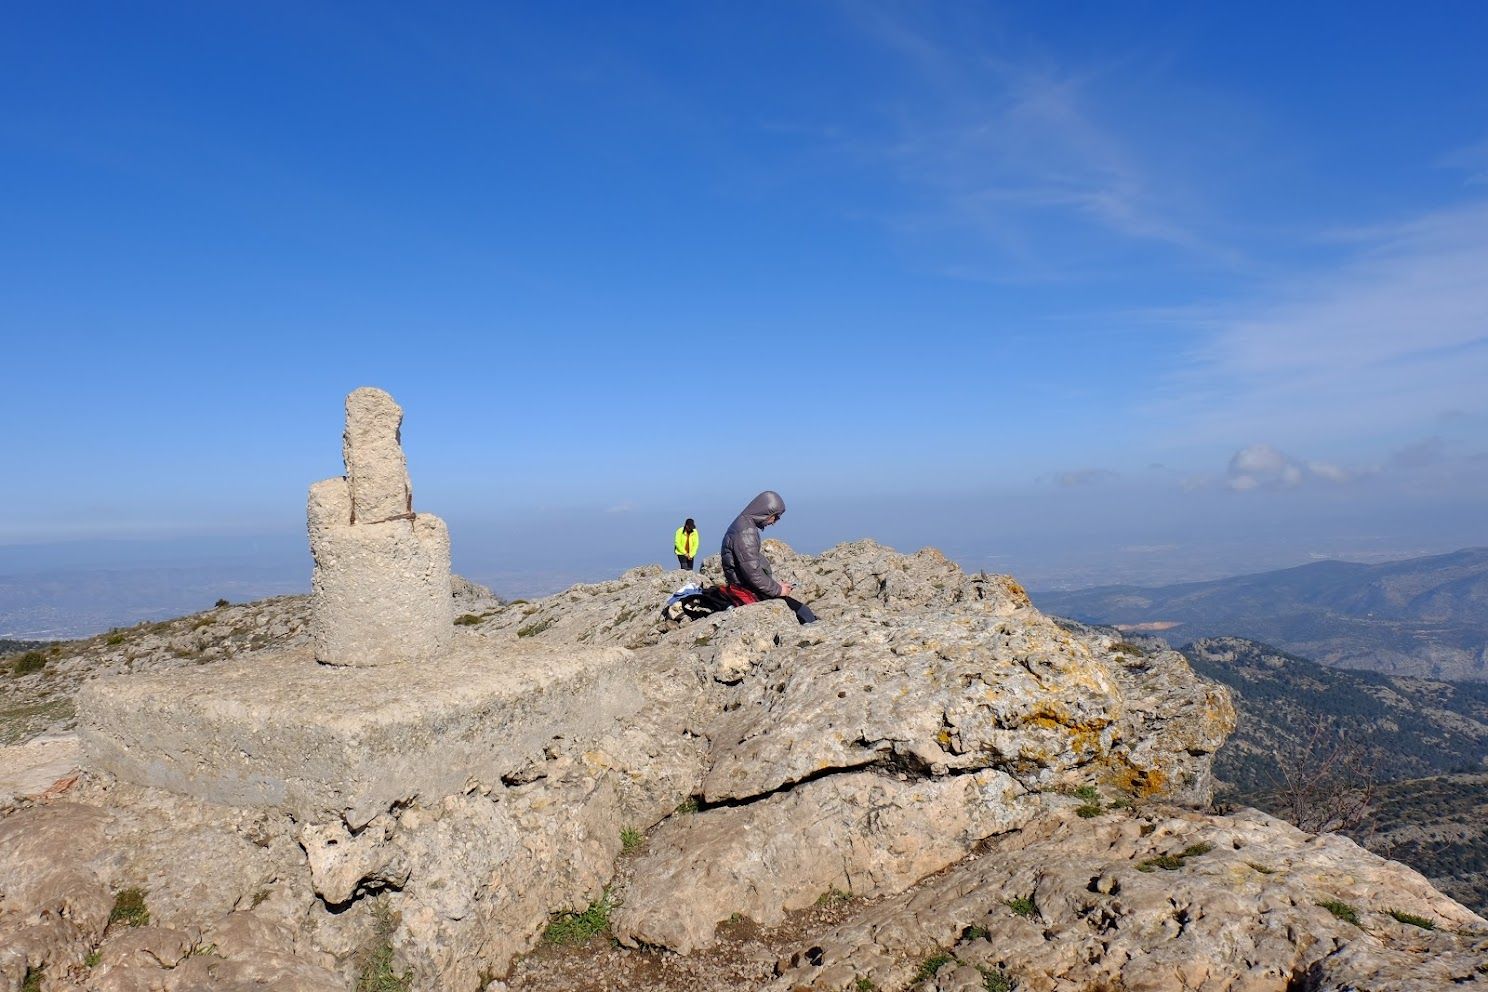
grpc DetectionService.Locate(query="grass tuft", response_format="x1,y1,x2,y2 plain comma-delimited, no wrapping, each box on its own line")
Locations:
355,902,411,992
13,652,47,675
1318,899,1360,925
1006,895,1036,918
620,827,644,852
20,968,42,992
544,891,614,944
109,887,150,927
1137,841,1214,872
978,965,1015,992
454,613,483,626
1388,908,1435,930
516,617,555,638
914,952,953,982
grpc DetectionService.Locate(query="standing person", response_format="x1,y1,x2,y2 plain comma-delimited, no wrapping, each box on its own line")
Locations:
720,491,817,624
674,518,700,571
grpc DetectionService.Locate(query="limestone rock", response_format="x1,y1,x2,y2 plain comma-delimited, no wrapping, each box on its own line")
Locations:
769,805,1488,992
612,769,1034,954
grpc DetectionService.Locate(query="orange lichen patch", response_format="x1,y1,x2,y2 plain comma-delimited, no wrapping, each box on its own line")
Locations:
1104,758,1170,798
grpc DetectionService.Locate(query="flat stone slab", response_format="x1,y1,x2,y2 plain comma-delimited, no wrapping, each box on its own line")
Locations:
76,633,639,826
0,733,82,806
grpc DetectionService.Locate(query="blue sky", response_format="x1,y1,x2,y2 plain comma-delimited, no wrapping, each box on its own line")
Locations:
3,2,1487,599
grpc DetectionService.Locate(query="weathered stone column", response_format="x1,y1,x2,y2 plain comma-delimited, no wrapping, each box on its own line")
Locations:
309,387,453,666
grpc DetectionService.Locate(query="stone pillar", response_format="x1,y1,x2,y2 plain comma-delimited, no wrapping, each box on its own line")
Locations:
309,387,454,666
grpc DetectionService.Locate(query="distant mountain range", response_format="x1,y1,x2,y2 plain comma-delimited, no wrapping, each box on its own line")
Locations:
1034,548,1488,681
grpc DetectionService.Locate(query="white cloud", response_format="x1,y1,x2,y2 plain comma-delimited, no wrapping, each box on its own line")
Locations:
1208,443,1367,492
1157,200,1488,445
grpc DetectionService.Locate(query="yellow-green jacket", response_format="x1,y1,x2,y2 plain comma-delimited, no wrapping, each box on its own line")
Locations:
674,527,700,557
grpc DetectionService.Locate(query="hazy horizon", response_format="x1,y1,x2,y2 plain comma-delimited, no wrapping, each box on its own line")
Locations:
4,524,1482,640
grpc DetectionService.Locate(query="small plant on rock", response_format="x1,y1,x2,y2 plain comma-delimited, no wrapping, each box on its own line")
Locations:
109,888,150,927
854,978,877,992
215,598,230,608
960,923,990,941
1387,909,1435,930
914,952,953,983
1319,899,1360,925
978,965,1015,992
816,888,853,908
13,652,47,675
1136,841,1213,872
620,826,644,852
675,796,699,815
20,968,42,992
1071,784,1103,818
543,891,614,944
454,613,483,626
1006,895,1036,918
356,901,411,992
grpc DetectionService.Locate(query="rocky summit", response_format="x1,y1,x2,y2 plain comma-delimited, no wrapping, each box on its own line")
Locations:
1,390,1485,992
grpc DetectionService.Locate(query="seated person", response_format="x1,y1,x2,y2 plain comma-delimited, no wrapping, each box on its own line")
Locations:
719,490,817,625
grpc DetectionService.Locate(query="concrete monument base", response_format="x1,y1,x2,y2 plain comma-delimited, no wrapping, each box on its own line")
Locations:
77,633,639,827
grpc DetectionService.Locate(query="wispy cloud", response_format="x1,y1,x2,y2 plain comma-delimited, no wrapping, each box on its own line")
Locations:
834,8,1225,276
1156,200,1488,444
1050,468,1120,488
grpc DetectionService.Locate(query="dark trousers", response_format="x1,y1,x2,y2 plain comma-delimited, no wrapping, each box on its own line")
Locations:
677,555,695,571
779,595,818,625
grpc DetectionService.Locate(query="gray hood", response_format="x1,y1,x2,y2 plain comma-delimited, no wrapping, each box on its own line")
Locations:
738,490,785,527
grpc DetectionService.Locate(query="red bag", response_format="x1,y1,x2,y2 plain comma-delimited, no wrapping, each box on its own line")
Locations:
718,584,759,606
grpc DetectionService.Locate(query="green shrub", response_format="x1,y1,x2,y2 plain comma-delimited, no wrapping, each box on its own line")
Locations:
960,923,990,942
20,968,42,992
1137,841,1213,872
516,617,554,638
1006,895,1036,918
543,891,613,944
1319,900,1360,925
978,965,1015,992
1388,908,1434,930
675,796,699,815
816,888,853,907
106,633,126,646
914,952,952,982
454,613,483,626
620,827,643,852
13,652,46,675
109,888,150,927
853,979,877,992
214,598,230,608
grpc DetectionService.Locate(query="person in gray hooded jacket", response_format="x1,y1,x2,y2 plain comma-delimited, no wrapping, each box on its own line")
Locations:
720,490,817,624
